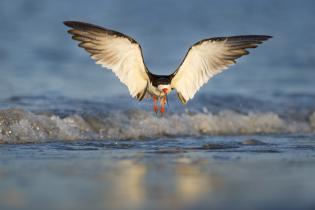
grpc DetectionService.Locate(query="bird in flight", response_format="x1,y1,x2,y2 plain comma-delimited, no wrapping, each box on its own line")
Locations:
64,21,271,114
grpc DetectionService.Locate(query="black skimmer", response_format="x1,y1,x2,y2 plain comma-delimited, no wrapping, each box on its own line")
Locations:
64,21,271,114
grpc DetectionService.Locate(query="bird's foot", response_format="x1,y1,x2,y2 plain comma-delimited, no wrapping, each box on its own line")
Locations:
160,96,167,115
160,105,165,114
153,96,158,114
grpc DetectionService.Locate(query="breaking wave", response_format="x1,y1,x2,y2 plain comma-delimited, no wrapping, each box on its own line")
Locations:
1,94,315,143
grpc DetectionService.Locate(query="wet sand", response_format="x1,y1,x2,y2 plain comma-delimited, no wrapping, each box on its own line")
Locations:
1,135,315,210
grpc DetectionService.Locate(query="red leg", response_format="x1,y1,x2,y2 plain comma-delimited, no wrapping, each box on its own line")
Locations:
160,96,167,114
153,96,158,113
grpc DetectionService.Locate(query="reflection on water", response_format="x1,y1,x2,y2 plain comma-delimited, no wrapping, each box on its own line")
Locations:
102,160,147,210
97,157,220,210
175,158,218,205
1,136,315,210
0,187,26,209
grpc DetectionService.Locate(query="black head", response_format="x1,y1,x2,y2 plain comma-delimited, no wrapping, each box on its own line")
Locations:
149,74,172,87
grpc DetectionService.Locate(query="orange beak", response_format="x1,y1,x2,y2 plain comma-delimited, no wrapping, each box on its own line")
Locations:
162,88,168,94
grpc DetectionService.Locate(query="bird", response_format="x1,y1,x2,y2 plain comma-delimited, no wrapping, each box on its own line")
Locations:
64,21,271,114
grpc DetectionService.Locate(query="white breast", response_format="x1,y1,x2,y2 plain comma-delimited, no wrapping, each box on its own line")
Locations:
157,84,171,94
147,83,171,97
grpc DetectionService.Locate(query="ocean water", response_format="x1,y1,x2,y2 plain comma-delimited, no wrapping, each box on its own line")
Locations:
1,136,315,210
1,0,315,210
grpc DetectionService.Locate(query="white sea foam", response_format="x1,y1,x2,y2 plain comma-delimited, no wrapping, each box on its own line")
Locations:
310,112,315,130
0,108,314,144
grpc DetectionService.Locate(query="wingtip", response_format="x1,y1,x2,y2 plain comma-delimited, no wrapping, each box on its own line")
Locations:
258,35,273,41
63,21,89,28
177,92,187,105
63,21,71,26
248,35,273,41
63,21,77,28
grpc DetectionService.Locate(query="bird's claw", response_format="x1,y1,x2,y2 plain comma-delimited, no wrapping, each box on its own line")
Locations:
153,95,167,116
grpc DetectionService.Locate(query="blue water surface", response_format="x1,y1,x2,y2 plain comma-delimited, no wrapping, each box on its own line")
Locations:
1,1,315,210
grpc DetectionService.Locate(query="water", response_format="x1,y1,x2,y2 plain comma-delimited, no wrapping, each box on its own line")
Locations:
1,136,315,210
0,94,315,143
1,0,315,209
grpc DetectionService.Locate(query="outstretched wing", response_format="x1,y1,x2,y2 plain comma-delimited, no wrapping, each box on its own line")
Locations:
171,35,272,104
64,21,149,100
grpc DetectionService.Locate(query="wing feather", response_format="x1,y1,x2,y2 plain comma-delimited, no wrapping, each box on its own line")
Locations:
64,21,149,100
171,35,272,104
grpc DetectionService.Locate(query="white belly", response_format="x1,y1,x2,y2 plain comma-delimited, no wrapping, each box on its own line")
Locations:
147,83,171,97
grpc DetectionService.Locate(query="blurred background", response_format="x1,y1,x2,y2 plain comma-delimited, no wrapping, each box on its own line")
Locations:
0,0,314,100
1,1,315,210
